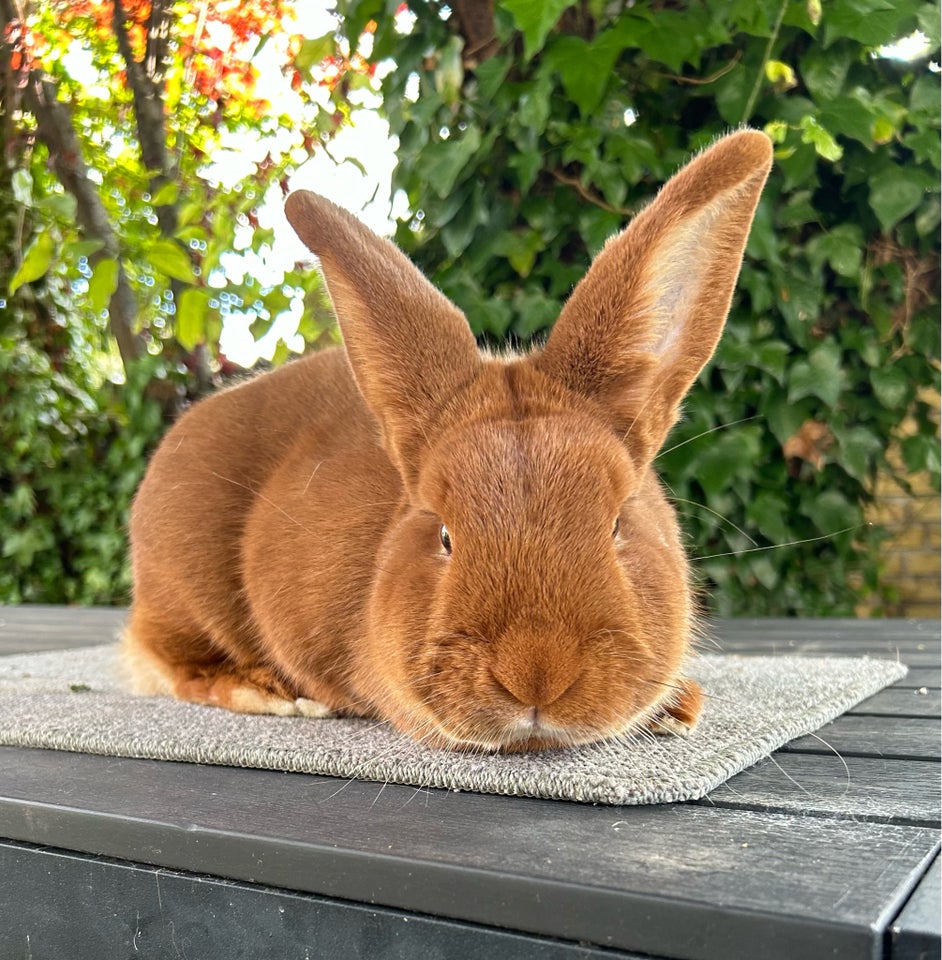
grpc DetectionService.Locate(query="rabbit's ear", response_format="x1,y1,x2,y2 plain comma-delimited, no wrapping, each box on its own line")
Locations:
534,130,773,469
285,192,481,479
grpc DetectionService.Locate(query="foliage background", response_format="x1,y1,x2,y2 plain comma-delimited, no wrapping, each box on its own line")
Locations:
1,0,939,614
343,0,941,615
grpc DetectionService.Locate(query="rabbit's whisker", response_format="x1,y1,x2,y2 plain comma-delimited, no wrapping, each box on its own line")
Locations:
210,471,317,536
692,523,867,562
656,416,760,459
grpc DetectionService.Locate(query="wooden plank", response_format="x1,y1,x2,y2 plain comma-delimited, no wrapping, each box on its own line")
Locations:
0,747,936,960
707,619,940,644
0,840,648,960
707,636,937,654
782,717,941,761
0,605,126,654
849,688,941,719
893,668,941,691
891,857,941,960
707,647,939,667
700,754,940,827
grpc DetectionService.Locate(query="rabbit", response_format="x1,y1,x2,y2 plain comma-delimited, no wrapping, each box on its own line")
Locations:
123,129,773,752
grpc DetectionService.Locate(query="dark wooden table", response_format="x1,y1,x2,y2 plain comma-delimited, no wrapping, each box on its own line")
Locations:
0,606,938,960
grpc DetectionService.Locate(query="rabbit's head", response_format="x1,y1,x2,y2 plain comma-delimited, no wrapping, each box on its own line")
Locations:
286,130,772,750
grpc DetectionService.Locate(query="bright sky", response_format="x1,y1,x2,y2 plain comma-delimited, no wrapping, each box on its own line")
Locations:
59,8,935,366
214,5,402,364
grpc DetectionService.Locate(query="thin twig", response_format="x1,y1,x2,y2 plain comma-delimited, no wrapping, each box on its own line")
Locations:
741,0,788,123
550,168,634,217
654,52,741,86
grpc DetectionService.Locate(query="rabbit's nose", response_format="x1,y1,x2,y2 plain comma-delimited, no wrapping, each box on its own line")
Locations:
490,661,579,709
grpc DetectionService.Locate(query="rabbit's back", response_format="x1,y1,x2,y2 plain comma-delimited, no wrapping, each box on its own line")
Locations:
127,347,379,674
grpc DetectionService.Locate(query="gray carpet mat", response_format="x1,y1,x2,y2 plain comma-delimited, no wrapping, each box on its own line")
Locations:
0,644,905,805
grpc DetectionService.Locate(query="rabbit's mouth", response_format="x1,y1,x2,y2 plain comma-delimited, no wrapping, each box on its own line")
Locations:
425,711,624,753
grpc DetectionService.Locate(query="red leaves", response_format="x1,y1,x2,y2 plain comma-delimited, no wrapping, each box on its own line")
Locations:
41,0,292,116
783,420,834,475
4,18,37,83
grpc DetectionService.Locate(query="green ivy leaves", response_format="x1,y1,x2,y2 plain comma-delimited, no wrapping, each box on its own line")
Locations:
503,0,576,58
8,232,55,294
147,239,194,283
361,0,940,615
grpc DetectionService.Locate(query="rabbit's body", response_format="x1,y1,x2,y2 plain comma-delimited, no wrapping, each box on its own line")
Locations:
125,130,773,751
126,348,386,715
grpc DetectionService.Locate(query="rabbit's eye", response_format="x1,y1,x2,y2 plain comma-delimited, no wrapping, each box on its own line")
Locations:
440,525,452,554
612,517,620,538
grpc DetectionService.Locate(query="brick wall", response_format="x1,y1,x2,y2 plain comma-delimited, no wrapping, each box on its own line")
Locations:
864,390,940,617
869,467,940,617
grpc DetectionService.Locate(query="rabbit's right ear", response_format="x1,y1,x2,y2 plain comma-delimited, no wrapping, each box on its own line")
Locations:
534,130,773,469
285,192,481,484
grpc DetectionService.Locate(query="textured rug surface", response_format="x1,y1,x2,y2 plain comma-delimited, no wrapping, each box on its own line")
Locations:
0,644,905,805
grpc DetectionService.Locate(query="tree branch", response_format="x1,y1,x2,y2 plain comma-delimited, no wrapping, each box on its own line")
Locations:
113,0,175,225
31,77,142,369
145,0,173,83
0,0,143,371
550,169,634,217
451,0,499,65
113,0,214,394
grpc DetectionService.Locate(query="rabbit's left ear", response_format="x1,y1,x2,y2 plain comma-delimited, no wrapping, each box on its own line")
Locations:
534,130,773,469
285,191,481,481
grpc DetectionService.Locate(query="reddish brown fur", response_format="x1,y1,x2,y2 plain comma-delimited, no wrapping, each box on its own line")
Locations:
124,130,773,751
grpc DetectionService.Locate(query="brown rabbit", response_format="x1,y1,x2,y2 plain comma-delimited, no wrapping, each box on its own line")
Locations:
124,129,773,752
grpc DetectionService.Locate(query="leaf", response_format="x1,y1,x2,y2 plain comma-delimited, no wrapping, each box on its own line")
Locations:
805,224,864,278
516,73,554,135
271,337,291,366
787,341,844,406
65,239,106,260
902,434,942,476
834,425,882,480
9,231,55,294
746,491,792,545
250,315,275,341
491,229,543,277
87,257,119,313
623,9,707,71
509,150,543,192
870,365,912,408
441,184,486,257
802,490,860,538
870,116,895,145
765,60,797,87
693,428,762,498
543,27,628,115
12,169,32,205
799,44,852,101
799,115,843,161
295,33,336,72
38,192,78,221
783,419,834,470
823,0,923,47
910,74,941,117
763,120,788,144
176,287,209,349
916,3,941,47
819,90,875,145
503,0,577,58
436,35,465,107
868,168,929,232
150,180,179,206
474,55,512,101
511,288,559,339
422,126,482,198
148,239,194,283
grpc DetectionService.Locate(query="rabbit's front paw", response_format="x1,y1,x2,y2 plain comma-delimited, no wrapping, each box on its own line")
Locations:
647,677,703,737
